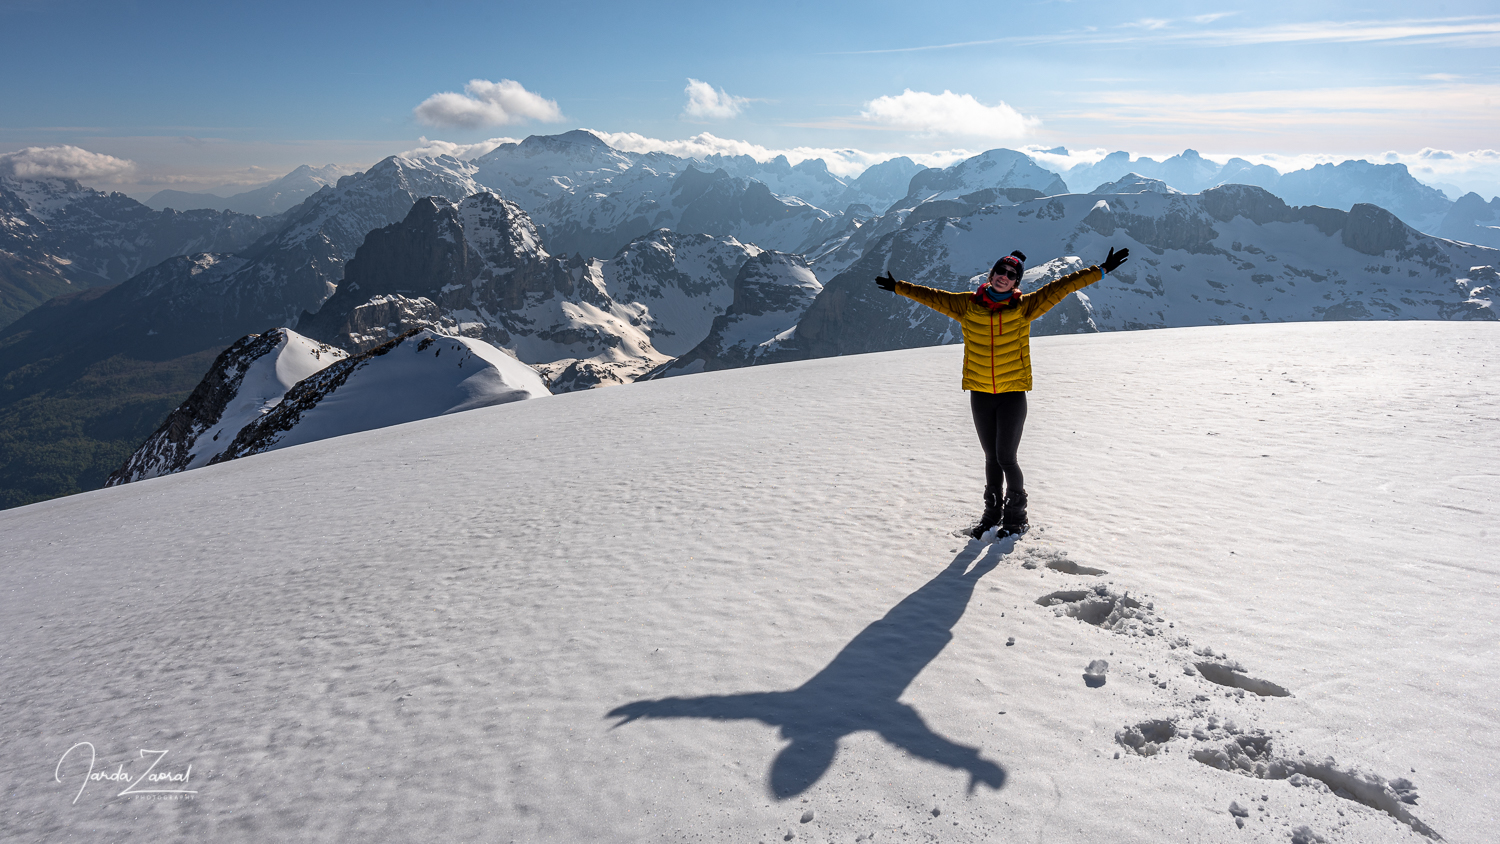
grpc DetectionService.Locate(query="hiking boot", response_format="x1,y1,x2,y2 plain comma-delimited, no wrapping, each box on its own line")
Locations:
1000,490,1029,536
968,489,1002,539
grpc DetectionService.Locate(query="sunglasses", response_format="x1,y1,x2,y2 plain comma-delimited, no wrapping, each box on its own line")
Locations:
992,266,1019,280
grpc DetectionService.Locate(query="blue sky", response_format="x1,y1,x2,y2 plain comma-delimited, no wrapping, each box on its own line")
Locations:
2,0,1497,196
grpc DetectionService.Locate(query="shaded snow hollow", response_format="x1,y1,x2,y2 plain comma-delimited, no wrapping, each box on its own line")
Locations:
2,321,1496,843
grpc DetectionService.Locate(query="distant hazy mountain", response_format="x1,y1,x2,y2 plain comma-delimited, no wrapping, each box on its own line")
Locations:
1274,160,1454,235
1435,192,1500,249
1065,150,1278,195
144,164,354,215
1063,152,1456,235
0,176,277,328
1088,174,1181,195
468,131,846,259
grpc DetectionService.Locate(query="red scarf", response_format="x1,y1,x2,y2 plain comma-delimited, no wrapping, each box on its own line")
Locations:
973,282,1021,311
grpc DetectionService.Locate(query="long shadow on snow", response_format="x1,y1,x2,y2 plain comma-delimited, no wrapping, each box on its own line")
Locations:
608,542,1009,799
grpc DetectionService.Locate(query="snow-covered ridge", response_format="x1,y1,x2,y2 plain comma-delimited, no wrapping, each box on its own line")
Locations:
210,328,548,462
106,328,348,484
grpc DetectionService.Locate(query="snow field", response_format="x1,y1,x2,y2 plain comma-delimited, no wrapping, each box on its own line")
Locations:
1,321,1496,843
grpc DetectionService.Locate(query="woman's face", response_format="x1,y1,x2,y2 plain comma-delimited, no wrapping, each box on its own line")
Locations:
989,269,1018,293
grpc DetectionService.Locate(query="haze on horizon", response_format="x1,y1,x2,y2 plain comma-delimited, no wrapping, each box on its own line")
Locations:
2,0,1497,199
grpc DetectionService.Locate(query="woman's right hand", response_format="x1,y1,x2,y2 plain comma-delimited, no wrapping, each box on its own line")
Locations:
875,271,897,292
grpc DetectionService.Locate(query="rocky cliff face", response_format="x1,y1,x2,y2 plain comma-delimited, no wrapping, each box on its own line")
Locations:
651,251,823,377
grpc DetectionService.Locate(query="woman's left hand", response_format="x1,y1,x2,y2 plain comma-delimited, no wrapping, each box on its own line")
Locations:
1102,247,1130,273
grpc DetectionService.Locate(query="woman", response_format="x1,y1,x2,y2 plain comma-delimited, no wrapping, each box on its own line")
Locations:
875,246,1129,538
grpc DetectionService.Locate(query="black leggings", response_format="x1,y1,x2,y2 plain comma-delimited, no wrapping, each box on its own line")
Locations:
970,390,1027,498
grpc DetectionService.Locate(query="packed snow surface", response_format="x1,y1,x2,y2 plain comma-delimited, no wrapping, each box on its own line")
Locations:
2,321,1496,843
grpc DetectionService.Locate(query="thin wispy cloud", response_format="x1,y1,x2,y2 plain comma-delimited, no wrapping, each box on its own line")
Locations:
1041,83,1500,158
832,15,1500,54
859,89,1040,140
413,79,564,129
682,79,750,121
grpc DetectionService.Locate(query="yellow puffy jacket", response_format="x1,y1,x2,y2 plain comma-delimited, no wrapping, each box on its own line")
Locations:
894,265,1103,393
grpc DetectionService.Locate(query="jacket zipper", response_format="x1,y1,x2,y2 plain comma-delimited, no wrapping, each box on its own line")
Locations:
991,309,999,392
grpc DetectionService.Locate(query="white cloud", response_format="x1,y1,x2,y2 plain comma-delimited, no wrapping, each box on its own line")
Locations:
860,89,1040,140
401,136,521,160
585,129,974,178
682,79,749,121
413,79,564,129
0,145,135,182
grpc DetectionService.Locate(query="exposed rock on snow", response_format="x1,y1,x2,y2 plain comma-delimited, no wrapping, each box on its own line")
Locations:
107,328,347,484
211,328,548,462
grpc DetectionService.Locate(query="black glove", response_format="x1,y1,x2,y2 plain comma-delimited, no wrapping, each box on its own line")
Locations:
1102,247,1130,274
875,271,897,292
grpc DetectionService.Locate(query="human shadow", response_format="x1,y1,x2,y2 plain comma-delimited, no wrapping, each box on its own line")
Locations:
608,541,1010,798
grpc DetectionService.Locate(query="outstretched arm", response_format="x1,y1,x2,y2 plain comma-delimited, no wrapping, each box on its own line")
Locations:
876,702,1007,792
1020,247,1129,320
876,271,968,321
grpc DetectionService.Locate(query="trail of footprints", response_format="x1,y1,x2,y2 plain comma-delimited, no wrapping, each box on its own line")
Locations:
1009,543,1442,841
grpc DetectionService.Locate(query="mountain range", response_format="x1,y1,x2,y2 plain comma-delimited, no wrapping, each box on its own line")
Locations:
143,164,354,216
3,130,1498,504
0,176,279,328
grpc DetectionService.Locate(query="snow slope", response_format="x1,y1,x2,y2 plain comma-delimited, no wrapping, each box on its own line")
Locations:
1,321,1496,843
